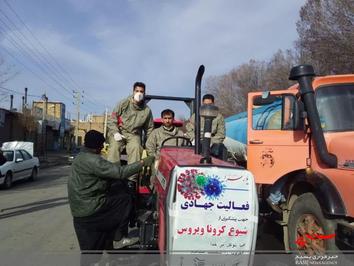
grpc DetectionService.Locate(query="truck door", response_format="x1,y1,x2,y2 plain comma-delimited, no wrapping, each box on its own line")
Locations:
247,91,309,184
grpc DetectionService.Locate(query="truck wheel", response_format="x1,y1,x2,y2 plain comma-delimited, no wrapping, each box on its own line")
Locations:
4,172,13,189
288,193,337,254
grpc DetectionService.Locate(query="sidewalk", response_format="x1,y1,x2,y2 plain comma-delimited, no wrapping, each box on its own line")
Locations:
38,150,71,169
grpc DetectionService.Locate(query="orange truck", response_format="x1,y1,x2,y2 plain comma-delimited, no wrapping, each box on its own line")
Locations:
243,65,354,253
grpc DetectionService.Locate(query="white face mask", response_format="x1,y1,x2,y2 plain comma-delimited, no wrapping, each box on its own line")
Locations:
133,92,144,102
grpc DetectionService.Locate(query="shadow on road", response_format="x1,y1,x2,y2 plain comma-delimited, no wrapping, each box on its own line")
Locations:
0,197,68,220
0,166,71,192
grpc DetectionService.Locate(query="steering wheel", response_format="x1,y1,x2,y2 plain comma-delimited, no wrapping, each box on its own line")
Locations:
161,136,193,147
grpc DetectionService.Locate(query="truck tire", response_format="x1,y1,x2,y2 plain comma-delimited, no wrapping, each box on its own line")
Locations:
4,172,12,189
288,193,337,254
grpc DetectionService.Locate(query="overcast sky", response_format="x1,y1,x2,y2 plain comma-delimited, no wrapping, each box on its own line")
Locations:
0,0,306,119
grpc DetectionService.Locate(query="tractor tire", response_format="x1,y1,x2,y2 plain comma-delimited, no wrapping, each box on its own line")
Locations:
288,193,337,254
4,172,13,189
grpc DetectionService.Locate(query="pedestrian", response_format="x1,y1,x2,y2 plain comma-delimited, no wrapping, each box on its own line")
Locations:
67,130,154,266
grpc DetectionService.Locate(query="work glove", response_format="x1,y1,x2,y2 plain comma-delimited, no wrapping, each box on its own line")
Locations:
113,132,125,141
142,155,155,167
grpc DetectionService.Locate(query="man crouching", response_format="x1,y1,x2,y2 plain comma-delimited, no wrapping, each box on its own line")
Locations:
67,130,154,265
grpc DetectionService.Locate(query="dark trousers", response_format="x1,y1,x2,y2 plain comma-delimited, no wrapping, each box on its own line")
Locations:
73,189,132,265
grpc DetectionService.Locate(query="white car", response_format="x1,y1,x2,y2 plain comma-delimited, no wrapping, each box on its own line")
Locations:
0,142,40,189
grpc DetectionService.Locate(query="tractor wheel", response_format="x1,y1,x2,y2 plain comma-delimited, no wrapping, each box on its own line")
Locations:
288,193,337,254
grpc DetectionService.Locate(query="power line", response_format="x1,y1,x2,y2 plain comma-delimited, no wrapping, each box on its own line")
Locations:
0,13,74,97
0,86,41,98
0,25,74,101
1,1,106,114
3,0,80,90
2,0,107,109
0,44,74,103
0,29,79,114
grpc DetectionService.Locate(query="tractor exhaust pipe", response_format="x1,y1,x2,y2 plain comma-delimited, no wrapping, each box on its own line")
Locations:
200,104,219,164
289,65,337,168
194,65,205,155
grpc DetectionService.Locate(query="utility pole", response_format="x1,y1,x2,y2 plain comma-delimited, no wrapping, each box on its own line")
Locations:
22,96,25,112
24,87,28,107
103,108,108,138
89,113,92,131
10,95,13,110
73,90,82,146
41,93,48,157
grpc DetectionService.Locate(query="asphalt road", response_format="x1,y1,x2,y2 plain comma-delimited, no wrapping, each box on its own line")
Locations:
0,165,78,252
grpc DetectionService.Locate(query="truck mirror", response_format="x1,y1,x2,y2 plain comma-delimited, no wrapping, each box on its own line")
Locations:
293,101,305,130
281,95,303,130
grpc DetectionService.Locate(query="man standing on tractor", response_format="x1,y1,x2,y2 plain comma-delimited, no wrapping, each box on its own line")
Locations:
107,82,154,228
185,94,226,145
107,82,154,170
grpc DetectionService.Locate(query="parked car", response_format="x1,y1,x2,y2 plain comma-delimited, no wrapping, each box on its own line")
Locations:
0,141,40,189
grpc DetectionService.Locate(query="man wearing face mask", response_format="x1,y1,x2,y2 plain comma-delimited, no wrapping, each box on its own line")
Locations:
107,82,154,168
107,82,154,228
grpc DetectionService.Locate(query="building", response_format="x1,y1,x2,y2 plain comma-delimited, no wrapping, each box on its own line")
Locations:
32,101,73,151
71,114,106,146
0,107,38,152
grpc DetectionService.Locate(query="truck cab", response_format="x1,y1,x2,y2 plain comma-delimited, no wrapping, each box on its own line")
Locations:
247,65,354,253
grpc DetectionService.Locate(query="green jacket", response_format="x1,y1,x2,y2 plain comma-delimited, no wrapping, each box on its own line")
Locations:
146,126,184,159
185,113,225,144
67,148,143,217
107,96,154,140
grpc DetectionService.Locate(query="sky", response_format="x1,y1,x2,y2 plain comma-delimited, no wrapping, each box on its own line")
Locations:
0,0,306,119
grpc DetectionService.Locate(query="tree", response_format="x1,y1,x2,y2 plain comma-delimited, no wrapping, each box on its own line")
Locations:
263,49,298,90
20,108,38,141
205,60,267,116
296,0,354,74
205,52,298,117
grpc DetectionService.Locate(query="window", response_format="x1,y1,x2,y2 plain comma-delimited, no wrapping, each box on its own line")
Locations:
252,97,282,130
15,150,23,160
3,151,14,161
316,84,354,132
252,94,298,130
20,150,32,160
